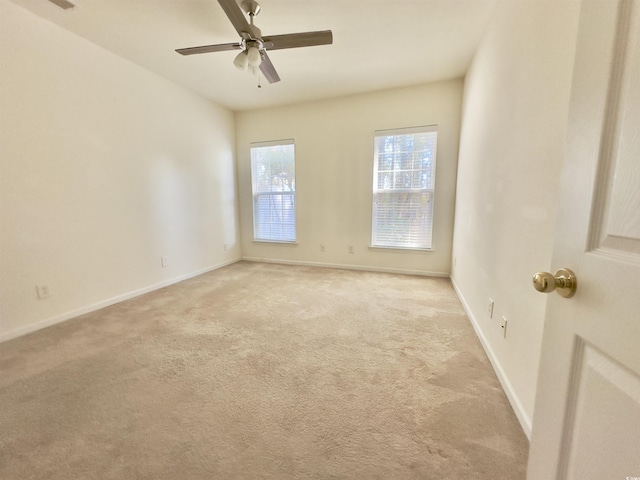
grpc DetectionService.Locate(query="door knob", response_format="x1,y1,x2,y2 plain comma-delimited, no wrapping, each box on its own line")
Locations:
532,268,577,298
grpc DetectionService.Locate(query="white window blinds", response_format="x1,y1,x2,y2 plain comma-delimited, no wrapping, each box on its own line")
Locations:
250,139,296,242
371,126,438,249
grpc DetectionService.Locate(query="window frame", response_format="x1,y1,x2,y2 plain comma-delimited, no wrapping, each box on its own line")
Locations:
370,125,438,251
250,139,297,244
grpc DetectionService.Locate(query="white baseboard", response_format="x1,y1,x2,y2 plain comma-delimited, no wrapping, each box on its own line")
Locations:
241,256,450,278
0,258,240,343
450,275,532,440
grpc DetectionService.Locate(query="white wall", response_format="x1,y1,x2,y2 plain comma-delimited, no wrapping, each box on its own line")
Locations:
0,0,240,340
236,81,463,276
451,0,580,437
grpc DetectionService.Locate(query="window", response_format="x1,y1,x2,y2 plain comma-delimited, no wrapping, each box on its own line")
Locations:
250,139,296,242
371,126,438,250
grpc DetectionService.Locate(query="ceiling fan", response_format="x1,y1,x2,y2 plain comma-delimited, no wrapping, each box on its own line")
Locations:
176,0,333,84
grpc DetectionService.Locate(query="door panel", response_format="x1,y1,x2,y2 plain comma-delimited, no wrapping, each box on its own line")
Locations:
560,341,640,479
589,0,640,257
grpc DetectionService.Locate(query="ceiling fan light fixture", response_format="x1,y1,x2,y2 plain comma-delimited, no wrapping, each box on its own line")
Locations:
233,51,249,71
247,46,262,67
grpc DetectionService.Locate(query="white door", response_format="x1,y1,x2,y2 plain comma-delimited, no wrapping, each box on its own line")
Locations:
527,0,640,479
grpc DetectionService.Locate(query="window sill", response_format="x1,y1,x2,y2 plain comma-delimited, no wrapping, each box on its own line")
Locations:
369,245,433,253
253,240,299,246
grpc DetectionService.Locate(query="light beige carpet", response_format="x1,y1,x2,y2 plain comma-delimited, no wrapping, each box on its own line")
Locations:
0,262,528,479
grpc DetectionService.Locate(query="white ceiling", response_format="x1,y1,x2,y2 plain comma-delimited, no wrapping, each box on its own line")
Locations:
9,0,496,111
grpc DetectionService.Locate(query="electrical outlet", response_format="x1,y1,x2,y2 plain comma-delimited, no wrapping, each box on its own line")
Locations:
161,256,169,268
454,257,457,267
223,243,228,251
36,285,50,299
501,316,508,338
488,298,494,318
348,245,354,254
320,243,325,252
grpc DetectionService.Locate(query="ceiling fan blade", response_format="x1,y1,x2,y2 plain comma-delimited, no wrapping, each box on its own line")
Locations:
259,51,281,84
262,30,333,51
176,42,242,55
217,0,251,38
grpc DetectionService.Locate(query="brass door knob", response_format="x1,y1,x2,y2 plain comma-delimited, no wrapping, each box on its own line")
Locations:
532,268,577,298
